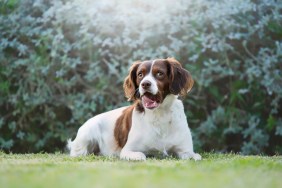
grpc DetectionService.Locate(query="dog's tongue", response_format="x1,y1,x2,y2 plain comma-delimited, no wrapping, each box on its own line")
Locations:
142,95,159,109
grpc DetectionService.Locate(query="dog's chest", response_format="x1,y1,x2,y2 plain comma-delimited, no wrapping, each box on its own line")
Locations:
145,111,178,152
131,97,187,154
150,114,172,137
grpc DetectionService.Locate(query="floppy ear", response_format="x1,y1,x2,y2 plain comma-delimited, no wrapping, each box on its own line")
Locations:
123,61,141,101
167,58,194,96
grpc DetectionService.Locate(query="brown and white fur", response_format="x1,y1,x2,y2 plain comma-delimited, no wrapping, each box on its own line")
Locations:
68,58,201,161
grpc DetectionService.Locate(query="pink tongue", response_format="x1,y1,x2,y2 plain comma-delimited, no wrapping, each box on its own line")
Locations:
142,95,159,109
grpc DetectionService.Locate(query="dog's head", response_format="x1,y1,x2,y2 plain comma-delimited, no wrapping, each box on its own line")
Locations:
124,58,194,110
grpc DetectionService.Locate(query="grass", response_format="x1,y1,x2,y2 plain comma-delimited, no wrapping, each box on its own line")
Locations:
0,152,281,188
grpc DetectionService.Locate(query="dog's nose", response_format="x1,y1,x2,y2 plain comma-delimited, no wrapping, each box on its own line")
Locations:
141,80,151,89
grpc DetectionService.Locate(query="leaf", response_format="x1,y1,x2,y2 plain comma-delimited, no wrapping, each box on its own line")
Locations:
275,119,282,136
266,115,276,131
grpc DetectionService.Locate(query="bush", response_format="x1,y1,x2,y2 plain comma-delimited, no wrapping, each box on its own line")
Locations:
0,0,281,154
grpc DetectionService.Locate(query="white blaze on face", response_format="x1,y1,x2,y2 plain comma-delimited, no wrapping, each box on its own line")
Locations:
138,60,161,110
139,60,158,96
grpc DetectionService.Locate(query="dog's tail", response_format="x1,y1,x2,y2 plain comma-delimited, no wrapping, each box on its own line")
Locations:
66,139,74,156
67,137,90,157
67,139,72,151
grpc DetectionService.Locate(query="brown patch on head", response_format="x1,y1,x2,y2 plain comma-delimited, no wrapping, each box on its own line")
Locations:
114,105,134,148
151,60,171,98
135,61,152,86
166,57,194,96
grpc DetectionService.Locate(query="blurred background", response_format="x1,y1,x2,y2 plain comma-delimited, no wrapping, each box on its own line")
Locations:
0,0,281,155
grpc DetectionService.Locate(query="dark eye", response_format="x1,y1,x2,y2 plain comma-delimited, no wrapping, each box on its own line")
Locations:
156,71,164,77
137,72,143,78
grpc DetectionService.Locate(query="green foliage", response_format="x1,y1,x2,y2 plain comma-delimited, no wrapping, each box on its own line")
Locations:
0,0,281,154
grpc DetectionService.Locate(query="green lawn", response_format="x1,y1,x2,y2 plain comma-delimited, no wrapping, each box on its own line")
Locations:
0,152,281,188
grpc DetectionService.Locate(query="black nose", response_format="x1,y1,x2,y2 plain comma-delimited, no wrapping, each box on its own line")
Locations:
141,80,151,89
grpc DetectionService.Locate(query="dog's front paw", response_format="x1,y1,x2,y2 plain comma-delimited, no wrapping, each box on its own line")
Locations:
120,151,146,161
192,153,202,161
178,152,202,161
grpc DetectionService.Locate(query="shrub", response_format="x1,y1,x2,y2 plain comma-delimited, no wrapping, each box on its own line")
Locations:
0,0,281,154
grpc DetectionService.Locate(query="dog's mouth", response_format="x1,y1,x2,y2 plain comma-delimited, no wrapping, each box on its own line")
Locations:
141,92,161,110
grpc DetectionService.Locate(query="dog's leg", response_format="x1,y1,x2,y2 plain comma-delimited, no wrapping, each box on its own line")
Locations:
174,128,202,161
174,141,202,161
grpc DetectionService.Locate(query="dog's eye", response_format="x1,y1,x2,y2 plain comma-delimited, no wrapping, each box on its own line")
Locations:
156,71,164,78
138,72,143,78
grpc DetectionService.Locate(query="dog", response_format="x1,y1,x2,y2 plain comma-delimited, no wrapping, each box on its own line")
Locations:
68,58,201,161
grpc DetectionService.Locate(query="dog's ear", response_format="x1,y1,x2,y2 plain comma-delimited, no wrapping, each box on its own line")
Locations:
123,61,141,101
167,58,194,96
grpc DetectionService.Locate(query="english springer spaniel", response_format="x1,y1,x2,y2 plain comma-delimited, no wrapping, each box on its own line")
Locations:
68,58,201,161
